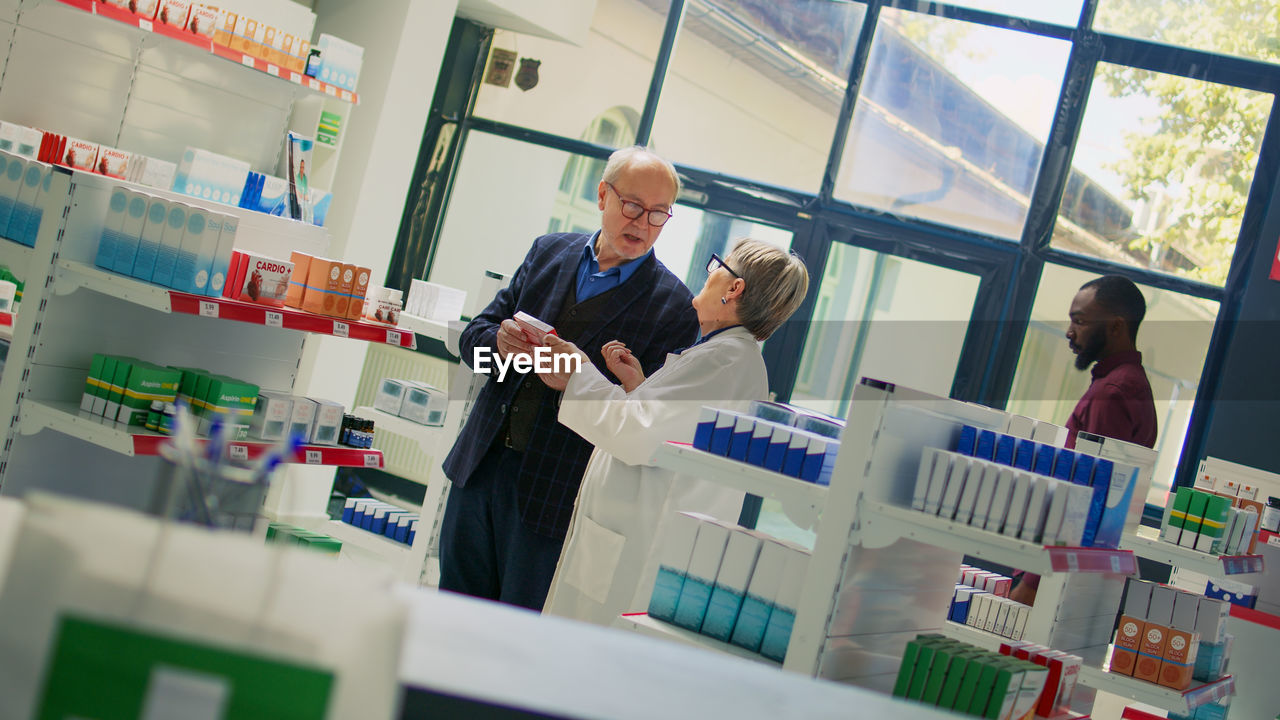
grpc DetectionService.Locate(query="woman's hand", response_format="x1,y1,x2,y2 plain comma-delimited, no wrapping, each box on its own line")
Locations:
538,335,588,391
602,340,645,392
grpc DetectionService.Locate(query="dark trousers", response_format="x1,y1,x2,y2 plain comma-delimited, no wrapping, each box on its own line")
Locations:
437,442,564,610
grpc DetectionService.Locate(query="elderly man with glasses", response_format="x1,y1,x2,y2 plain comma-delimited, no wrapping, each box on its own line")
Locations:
439,146,700,611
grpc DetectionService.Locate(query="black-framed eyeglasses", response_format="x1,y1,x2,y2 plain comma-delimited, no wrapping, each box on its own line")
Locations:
606,182,672,227
706,253,741,278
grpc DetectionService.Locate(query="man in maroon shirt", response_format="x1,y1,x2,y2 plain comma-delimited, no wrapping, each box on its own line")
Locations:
1010,275,1158,605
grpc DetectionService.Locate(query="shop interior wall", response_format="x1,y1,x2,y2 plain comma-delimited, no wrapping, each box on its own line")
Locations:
275,0,458,520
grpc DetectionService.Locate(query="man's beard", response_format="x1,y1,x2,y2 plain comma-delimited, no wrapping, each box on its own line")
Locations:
1073,332,1106,370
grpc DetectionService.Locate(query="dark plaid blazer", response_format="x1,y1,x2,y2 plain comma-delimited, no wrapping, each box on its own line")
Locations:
442,232,699,539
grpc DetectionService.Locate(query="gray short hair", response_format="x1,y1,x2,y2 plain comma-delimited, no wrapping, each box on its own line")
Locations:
601,146,681,203
727,238,809,341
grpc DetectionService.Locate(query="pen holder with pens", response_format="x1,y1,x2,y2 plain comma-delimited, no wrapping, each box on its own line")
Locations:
149,444,270,532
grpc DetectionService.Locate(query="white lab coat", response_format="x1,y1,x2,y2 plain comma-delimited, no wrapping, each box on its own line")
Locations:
544,326,769,626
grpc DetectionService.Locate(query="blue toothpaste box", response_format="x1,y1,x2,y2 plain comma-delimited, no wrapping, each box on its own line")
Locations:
975,429,997,460
1033,443,1056,476
956,425,978,456
693,407,717,452
1052,448,1076,482
747,420,776,467
764,425,791,473
709,410,737,456
994,434,1016,466
728,414,755,462
1013,439,1036,471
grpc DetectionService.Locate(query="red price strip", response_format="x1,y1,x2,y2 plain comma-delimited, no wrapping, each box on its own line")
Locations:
1046,546,1137,575
1183,676,1234,710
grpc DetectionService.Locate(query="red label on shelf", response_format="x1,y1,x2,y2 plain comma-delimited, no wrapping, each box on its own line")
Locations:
1046,546,1137,574
139,19,152,32
265,311,283,328
199,300,218,318
267,64,279,77
228,444,249,462
241,54,254,67
333,321,349,338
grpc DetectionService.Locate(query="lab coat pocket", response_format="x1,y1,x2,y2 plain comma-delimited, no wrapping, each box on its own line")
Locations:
562,515,626,605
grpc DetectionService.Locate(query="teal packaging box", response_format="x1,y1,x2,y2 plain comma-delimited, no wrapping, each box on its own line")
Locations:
672,519,730,632
647,511,707,623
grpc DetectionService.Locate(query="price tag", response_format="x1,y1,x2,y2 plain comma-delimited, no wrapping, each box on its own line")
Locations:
241,54,255,67
265,311,283,328
341,91,353,102
363,453,380,468
228,444,249,462
305,449,322,465
1110,554,1123,573
1269,535,1280,548
1065,552,1079,572
290,72,302,83
266,64,279,77
139,19,153,32
324,85,337,97
199,301,218,318
333,321,349,338
308,79,320,91
386,329,402,346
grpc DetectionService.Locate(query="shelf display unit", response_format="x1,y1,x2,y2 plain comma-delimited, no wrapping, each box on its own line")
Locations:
639,379,1235,717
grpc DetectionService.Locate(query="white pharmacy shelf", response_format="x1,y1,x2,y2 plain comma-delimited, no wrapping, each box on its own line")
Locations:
937,620,1007,652
354,406,444,456
1077,665,1234,715
614,613,779,667
322,519,412,564
396,312,453,345
858,501,1138,577
1121,525,1263,577
651,442,827,531
20,401,384,467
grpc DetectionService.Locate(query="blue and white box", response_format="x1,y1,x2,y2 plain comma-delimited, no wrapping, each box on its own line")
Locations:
130,196,168,281
797,430,838,485
20,163,52,247
994,434,1016,466
1020,474,1052,543
96,186,129,270
341,496,358,524
702,528,763,642
207,213,237,297
956,424,977,455
709,410,737,456
693,407,717,452
1013,438,1036,471
763,424,791,473
173,207,216,294
172,147,251,206
111,191,149,275
730,538,788,652
150,202,187,287
1052,448,1076,482
1092,459,1138,549
649,511,709,622
728,414,755,461
750,399,796,426
746,419,776,467
673,518,731,632
781,430,808,479
316,33,364,91
759,542,810,663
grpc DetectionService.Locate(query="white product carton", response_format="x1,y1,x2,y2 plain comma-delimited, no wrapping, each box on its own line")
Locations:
130,196,169,281
1005,414,1036,440
1002,471,1033,538
287,396,318,442
1020,475,1053,543
1195,596,1230,646
759,540,809,663
95,185,129,270
1147,585,1177,626
985,467,1016,533
59,137,99,172
650,509,711,622
913,447,941,512
955,460,991,525
672,518,731,632
701,528,763,642
938,454,973,520
1031,420,1069,446
373,378,412,416
151,202,188,288
1055,482,1094,546
316,33,364,91
173,206,217,294
970,461,998,528
251,390,293,441
207,213,238,297
111,190,150,275
310,399,344,445
172,147,251,206
923,451,952,515
140,156,178,190
1041,477,1068,544
95,147,131,179
401,382,447,427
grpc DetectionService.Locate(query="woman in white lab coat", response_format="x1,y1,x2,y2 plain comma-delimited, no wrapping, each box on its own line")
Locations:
539,239,809,626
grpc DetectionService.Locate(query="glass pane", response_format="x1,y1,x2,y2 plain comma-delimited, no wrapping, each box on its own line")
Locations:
472,0,670,142
789,242,981,419
937,0,1082,26
656,206,792,292
1006,264,1218,507
1056,64,1269,286
1096,1,1280,65
834,8,1070,239
650,0,866,192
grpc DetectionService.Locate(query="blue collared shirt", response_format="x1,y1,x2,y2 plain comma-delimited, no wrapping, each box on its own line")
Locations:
677,324,743,354
576,231,651,302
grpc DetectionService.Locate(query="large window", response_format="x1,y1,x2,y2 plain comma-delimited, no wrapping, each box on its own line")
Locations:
649,0,865,192
1055,65,1269,285
833,9,1070,239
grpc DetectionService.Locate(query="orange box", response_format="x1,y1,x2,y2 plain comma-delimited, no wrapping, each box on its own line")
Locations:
238,17,258,55
285,251,312,308
295,38,311,73
1134,622,1168,684
347,266,371,320
259,25,277,62
1158,628,1199,690
278,34,296,70
213,10,236,47
186,3,218,40
1109,615,1143,676
302,256,343,317
1109,647,1138,676
334,262,355,317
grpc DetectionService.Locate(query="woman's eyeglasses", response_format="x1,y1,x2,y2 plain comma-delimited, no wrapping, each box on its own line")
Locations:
706,253,741,278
